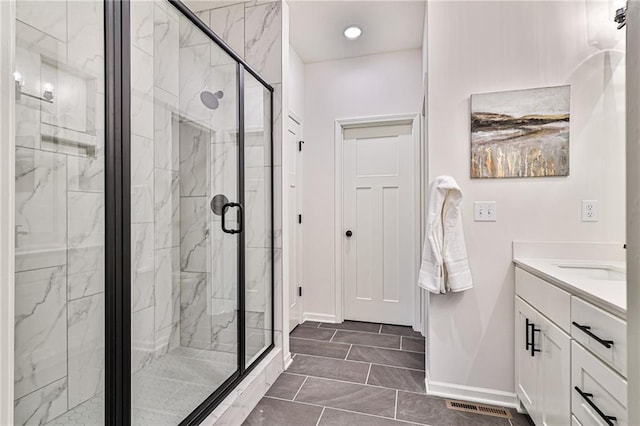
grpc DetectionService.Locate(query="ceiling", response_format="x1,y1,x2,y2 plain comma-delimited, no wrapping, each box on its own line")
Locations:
289,1,425,64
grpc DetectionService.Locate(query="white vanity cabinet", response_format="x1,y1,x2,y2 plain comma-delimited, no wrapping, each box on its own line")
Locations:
515,270,571,426
514,266,628,426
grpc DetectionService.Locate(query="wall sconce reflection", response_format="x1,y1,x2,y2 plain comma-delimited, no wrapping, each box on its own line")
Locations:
14,71,54,104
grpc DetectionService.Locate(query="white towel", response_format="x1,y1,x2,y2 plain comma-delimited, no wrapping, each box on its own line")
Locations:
418,176,473,294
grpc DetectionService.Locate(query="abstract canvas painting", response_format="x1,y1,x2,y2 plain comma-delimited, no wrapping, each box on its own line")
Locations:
470,85,570,178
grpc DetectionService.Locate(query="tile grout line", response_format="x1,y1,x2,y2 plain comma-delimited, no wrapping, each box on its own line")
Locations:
283,370,427,395
329,329,338,342
292,375,309,401
344,344,353,360
289,353,370,366
314,324,422,338
264,396,425,426
394,389,399,419
365,363,372,385
291,336,424,354
315,407,326,426
289,352,425,372
290,373,308,400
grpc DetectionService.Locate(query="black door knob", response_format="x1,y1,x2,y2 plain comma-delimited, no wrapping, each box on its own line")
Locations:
345,230,353,237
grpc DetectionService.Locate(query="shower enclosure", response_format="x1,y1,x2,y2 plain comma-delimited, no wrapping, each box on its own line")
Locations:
12,0,274,424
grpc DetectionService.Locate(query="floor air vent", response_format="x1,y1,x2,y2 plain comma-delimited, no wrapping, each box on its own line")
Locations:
445,400,513,419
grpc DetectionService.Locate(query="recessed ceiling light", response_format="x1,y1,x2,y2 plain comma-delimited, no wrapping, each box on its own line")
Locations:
344,25,362,40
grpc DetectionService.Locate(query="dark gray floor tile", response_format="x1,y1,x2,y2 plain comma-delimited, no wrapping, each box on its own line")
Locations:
295,377,397,418
332,330,401,349
401,336,425,353
290,337,351,359
319,320,382,333
348,345,425,370
318,408,414,426
289,355,369,383
291,326,336,341
265,373,306,400
367,364,425,393
243,397,323,426
510,411,535,426
381,324,423,338
396,392,510,426
300,321,322,328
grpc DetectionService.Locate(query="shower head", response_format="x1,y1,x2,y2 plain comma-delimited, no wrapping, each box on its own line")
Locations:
200,90,224,110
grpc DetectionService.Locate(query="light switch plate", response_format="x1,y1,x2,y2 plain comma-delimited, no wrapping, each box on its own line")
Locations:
582,200,598,222
474,201,497,222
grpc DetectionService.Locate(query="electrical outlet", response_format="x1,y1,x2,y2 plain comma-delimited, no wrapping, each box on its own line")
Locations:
474,201,497,222
582,200,598,222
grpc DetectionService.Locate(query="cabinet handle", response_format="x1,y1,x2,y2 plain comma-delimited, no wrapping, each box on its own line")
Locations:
529,322,541,357
572,321,614,349
574,386,617,426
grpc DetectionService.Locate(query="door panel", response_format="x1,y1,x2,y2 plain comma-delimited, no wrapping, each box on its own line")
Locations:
355,187,373,300
382,187,400,302
343,122,415,325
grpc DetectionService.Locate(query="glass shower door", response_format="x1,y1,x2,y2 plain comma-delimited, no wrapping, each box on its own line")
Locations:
243,71,274,368
129,3,240,423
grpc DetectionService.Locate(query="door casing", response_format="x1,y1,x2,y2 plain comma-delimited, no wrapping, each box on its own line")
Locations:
334,113,422,331
287,112,303,332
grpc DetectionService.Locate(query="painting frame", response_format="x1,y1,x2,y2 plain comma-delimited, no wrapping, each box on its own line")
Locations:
470,85,571,179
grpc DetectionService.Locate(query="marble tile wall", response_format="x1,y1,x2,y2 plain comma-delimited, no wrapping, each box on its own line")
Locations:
13,1,107,424
130,1,183,376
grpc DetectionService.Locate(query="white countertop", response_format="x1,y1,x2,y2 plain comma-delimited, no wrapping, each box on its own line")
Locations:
513,257,626,319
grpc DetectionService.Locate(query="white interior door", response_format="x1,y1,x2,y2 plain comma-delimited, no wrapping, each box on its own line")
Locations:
342,121,416,325
288,116,303,331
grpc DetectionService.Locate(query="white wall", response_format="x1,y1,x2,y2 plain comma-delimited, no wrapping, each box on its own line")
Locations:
426,1,626,397
302,49,422,321
289,45,305,119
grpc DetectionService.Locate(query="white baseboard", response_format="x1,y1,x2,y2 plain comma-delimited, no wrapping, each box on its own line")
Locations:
302,312,338,323
283,351,293,370
425,372,519,409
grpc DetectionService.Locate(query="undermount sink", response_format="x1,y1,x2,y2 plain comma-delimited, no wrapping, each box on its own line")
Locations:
555,264,626,281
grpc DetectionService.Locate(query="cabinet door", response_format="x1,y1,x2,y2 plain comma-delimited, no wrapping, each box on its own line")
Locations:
515,297,539,416
537,314,571,426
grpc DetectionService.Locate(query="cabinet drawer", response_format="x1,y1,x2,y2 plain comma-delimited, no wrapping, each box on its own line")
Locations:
572,342,627,426
571,297,627,377
516,268,571,332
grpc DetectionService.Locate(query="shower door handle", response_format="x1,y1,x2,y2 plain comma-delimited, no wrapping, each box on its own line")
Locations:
221,202,243,234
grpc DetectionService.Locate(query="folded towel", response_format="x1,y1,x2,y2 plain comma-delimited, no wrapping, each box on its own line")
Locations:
418,176,473,293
